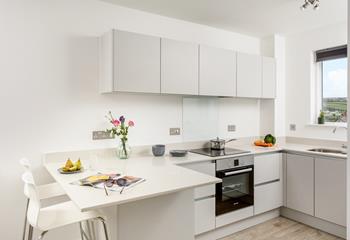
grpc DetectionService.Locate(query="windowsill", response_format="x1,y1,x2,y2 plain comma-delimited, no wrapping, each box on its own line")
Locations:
307,122,347,128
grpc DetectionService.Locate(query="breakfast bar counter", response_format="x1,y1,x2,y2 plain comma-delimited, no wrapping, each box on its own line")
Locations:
44,148,220,240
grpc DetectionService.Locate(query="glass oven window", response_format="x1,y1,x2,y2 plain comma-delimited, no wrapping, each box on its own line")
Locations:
222,174,250,200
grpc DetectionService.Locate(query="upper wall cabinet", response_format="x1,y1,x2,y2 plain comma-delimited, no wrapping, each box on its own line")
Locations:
262,57,276,99
161,39,199,95
100,30,161,94
199,45,236,97
236,53,262,98
100,29,276,98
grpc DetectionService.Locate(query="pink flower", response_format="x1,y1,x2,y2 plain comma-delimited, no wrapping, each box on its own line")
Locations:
128,120,135,127
112,119,120,126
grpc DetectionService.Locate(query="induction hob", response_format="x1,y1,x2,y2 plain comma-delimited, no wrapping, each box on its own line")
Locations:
189,148,250,157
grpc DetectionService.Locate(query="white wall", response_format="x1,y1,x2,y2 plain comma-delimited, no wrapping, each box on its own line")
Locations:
0,0,261,239
285,23,347,141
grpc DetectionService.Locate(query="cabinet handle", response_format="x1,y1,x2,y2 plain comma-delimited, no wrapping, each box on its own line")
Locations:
224,168,253,176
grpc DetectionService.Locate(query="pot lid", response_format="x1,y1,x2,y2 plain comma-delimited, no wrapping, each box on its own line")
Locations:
210,137,225,143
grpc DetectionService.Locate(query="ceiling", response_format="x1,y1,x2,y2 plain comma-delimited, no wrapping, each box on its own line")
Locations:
101,0,347,38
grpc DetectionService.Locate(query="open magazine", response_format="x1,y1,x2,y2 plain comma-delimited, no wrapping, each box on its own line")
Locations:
71,173,145,194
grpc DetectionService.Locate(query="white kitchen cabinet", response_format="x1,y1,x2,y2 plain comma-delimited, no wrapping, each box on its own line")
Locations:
100,30,161,94
286,154,314,216
161,39,199,95
199,45,236,97
182,161,216,235
216,206,254,228
254,153,281,185
195,197,216,235
262,57,276,98
254,181,282,215
182,161,216,199
315,157,346,226
236,53,262,98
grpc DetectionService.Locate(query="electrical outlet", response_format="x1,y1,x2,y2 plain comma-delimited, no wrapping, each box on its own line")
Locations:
92,131,114,140
227,125,236,132
169,128,181,136
290,124,296,131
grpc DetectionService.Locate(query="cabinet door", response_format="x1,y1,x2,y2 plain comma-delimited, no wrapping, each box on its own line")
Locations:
195,197,215,235
254,181,282,215
262,57,276,98
182,161,215,199
115,30,161,93
286,154,314,215
315,157,346,226
199,45,236,97
236,53,262,98
254,153,281,185
161,39,199,95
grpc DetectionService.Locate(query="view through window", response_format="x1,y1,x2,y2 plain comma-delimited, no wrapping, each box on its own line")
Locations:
321,58,347,122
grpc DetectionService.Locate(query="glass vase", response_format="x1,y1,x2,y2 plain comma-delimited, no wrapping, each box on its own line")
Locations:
117,140,131,159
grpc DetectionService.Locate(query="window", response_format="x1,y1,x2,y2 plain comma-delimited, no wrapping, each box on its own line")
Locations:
316,45,347,123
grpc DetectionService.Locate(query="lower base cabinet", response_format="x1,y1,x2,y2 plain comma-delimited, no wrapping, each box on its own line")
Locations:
254,181,282,215
182,161,216,235
315,157,346,227
195,197,216,235
286,154,314,216
216,206,254,228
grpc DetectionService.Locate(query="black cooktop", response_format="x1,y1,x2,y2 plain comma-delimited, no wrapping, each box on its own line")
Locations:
189,148,250,157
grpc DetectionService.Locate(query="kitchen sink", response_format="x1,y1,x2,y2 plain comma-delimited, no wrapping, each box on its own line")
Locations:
308,148,347,155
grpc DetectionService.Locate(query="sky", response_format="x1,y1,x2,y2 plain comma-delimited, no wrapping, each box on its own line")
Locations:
322,58,347,98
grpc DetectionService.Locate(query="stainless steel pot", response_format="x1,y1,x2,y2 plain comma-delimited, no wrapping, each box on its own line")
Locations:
210,137,236,150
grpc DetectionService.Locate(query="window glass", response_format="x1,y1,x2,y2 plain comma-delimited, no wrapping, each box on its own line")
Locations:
322,58,347,122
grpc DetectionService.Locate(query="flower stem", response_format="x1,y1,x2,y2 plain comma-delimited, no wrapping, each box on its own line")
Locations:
122,139,127,157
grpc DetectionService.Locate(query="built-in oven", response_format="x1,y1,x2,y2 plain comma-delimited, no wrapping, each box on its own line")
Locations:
216,156,254,216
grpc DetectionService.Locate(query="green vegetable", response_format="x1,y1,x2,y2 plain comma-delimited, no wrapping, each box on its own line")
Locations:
264,134,276,145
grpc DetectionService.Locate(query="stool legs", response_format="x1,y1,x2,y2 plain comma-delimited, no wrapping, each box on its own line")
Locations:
97,217,109,240
27,225,33,240
37,231,47,240
23,198,29,240
79,222,85,240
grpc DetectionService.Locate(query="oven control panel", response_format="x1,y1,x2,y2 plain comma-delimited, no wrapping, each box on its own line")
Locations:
216,155,254,171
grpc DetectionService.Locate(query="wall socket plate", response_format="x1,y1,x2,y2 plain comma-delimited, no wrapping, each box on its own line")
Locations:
169,128,181,136
290,124,296,131
92,131,114,140
227,125,236,132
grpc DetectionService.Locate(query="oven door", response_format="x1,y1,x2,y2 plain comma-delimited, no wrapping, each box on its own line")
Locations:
216,165,254,216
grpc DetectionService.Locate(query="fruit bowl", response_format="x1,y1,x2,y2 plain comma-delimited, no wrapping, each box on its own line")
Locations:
58,167,84,174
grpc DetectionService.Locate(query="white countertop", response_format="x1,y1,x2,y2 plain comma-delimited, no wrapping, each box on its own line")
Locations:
44,153,221,212
44,141,346,211
169,142,346,166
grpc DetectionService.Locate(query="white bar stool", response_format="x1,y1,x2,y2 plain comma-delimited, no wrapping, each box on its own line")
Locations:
22,168,109,240
20,158,67,240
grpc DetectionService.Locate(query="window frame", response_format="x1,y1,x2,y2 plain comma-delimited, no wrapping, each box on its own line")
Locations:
314,49,347,125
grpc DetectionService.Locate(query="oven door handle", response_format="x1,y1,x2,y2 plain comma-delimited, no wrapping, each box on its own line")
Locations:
223,168,253,176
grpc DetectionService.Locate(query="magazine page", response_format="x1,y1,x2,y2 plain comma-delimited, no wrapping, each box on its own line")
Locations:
71,173,145,193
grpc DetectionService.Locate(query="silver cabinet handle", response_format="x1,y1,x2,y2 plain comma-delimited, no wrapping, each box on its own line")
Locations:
224,168,253,176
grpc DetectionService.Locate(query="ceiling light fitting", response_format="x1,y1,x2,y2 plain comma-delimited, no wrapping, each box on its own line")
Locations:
300,0,320,10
